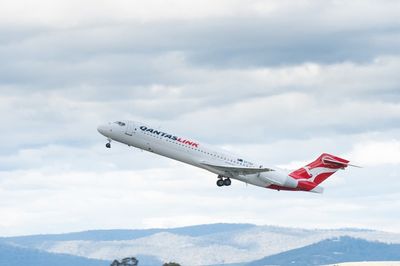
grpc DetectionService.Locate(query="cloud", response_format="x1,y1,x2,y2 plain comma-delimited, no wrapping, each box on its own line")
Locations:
347,140,400,166
1,164,399,236
1,57,399,151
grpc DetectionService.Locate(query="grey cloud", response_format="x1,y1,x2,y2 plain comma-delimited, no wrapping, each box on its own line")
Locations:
1,7,400,90
1,56,399,157
165,92,400,145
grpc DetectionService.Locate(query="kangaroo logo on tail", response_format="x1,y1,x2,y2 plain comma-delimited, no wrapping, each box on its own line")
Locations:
289,153,350,185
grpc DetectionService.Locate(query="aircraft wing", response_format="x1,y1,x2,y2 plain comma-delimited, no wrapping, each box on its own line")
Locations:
201,162,274,176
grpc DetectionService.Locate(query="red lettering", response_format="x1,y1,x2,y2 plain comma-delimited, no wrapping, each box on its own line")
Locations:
176,138,199,148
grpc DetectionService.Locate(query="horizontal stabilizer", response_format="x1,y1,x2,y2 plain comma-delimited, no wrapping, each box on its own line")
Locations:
322,156,362,168
347,163,362,168
310,186,324,194
201,162,274,175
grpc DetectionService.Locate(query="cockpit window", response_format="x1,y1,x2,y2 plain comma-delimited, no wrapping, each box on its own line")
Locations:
114,121,126,126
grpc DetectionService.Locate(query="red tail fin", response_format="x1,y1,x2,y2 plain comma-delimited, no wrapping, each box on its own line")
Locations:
289,153,349,185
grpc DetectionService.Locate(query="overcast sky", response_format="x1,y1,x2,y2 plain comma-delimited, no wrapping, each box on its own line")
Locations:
0,0,400,236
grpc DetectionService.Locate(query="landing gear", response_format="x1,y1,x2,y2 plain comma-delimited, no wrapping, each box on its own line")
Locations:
216,175,231,187
105,139,111,148
217,179,224,187
223,178,231,186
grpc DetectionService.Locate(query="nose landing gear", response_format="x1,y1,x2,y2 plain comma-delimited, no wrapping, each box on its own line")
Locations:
216,175,231,187
105,139,111,148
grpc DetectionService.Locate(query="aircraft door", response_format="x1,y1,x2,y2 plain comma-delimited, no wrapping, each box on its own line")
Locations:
125,121,135,136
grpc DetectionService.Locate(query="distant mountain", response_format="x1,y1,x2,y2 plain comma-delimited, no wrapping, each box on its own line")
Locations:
1,223,255,245
0,242,108,266
245,236,400,266
1,223,400,266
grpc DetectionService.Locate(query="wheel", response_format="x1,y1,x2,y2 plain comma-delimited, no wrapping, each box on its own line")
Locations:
216,179,224,187
223,178,231,186
106,143,111,148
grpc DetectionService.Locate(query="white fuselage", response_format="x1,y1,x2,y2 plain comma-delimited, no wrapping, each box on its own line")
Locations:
97,120,299,190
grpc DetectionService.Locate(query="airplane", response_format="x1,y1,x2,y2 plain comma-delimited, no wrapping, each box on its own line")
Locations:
97,120,356,193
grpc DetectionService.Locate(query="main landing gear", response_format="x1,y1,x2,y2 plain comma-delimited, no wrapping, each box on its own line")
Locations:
105,139,111,148
216,175,231,187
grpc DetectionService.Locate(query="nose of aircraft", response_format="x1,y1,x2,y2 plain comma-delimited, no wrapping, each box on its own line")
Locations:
97,124,110,137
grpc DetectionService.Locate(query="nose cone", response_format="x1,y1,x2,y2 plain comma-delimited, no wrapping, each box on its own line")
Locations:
97,124,110,137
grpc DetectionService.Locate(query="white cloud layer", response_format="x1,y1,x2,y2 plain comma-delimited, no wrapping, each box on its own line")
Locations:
347,140,400,166
0,0,399,236
1,0,400,27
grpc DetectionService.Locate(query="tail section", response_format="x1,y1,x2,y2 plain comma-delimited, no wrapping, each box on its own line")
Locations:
290,153,350,186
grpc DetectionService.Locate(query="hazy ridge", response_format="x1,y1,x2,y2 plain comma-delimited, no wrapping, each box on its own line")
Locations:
1,223,400,266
